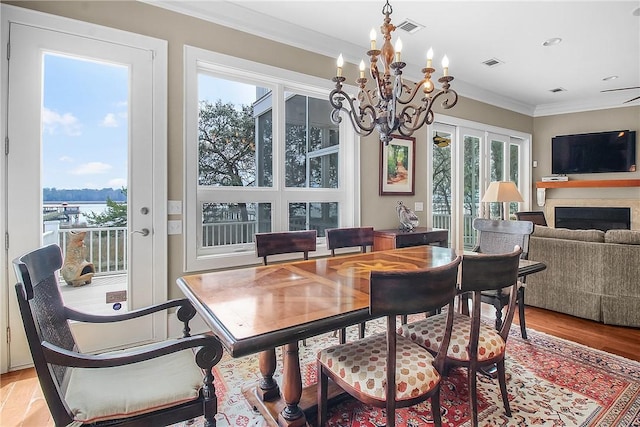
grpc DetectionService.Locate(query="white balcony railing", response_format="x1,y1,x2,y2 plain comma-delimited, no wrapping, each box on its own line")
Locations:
50,227,128,275
46,215,479,275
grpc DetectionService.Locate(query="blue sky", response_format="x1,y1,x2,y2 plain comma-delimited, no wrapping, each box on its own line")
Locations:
41,57,258,190
42,53,128,190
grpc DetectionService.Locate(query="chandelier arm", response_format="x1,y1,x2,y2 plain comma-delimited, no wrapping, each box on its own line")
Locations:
395,78,428,105
430,87,459,111
330,87,376,135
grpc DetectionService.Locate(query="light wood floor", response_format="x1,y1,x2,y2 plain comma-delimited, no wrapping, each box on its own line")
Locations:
2,306,639,427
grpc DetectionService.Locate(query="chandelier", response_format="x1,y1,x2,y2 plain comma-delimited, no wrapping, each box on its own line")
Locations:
329,0,458,145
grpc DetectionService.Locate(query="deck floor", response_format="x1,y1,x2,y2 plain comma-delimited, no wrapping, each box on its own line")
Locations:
59,274,128,315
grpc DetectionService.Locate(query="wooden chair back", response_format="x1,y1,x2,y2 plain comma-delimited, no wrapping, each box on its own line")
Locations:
515,211,547,226
255,230,317,265
461,246,522,339
473,218,533,259
369,255,462,421
13,244,223,426
325,226,374,256
13,245,73,425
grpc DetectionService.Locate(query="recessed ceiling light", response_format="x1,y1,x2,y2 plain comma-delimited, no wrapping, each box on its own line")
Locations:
543,37,562,47
603,75,619,81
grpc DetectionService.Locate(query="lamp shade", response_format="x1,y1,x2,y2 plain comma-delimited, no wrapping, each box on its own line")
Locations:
481,181,524,203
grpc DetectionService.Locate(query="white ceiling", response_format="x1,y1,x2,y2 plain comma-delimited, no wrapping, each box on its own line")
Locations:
145,0,640,117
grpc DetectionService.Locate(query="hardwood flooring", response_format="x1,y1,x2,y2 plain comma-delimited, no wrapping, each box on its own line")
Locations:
1,306,639,427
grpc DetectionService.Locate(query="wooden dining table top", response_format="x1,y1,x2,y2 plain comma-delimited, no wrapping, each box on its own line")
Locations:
177,245,545,358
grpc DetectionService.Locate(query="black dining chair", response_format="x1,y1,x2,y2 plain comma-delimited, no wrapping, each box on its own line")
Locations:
13,244,224,427
471,218,533,338
255,230,317,265
515,211,547,226
317,255,462,427
400,247,522,427
325,226,374,343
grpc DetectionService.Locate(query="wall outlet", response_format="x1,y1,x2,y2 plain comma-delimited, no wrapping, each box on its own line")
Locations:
414,202,424,212
168,220,182,235
167,200,182,215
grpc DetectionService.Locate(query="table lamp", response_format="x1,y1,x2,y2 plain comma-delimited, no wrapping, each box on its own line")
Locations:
481,181,524,220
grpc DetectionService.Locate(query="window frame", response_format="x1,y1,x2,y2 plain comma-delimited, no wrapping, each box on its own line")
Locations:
184,46,359,271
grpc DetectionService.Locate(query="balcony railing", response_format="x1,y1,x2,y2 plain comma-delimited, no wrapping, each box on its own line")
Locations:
45,226,128,275
45,215,479,274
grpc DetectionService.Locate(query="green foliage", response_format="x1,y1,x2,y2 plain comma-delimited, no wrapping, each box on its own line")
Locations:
85,188,127,227
198,100,256,186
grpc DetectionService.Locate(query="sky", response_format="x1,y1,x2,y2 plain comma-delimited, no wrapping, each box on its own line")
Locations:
41,54,259,190
42,53,128,190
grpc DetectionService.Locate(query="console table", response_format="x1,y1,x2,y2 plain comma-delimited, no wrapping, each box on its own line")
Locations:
373,227,448,251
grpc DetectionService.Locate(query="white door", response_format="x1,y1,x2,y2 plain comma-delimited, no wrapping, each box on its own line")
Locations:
4,12,167,370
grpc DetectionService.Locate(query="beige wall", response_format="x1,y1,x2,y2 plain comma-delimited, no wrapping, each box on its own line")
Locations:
532,107,640,204
6,1,637,298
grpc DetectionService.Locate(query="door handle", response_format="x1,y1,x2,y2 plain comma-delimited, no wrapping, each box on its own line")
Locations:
132,228,150,237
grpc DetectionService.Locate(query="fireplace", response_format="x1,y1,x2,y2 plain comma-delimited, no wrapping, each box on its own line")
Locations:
555,207,631,231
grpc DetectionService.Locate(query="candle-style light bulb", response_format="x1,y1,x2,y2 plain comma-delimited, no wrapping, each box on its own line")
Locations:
359,60,366,78
442,55,449,76
394,38,403,63
369,28,377,50
337,54,344,77
426,47,434,68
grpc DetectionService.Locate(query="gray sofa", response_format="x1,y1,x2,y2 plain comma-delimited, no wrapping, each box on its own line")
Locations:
526,226,640,328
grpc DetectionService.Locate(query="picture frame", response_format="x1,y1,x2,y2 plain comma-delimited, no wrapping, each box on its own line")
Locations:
379,135,416,195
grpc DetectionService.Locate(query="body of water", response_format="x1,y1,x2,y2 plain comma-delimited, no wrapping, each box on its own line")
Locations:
43,202,111,223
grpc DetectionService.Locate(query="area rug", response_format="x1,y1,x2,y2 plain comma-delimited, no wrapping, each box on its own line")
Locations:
179,319,640,427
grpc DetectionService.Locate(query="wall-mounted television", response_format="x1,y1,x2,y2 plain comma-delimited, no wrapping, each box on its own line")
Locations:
551,130,637,174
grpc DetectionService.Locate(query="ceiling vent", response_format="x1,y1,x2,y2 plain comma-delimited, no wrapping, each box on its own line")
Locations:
482,58,504,67
396,19,423,34
549,87,567,93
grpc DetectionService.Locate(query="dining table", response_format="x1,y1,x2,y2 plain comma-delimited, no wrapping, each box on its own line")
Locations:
177,245,546,427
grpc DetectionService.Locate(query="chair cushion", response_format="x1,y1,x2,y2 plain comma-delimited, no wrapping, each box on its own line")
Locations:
399,313,505,362
317,333,440,402
65,347,204,423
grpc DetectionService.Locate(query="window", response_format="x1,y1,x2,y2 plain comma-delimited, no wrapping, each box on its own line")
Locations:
428,116,531,250
184,47,358,271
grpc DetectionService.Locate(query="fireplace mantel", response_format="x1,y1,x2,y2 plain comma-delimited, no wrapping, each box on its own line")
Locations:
536,179,640,189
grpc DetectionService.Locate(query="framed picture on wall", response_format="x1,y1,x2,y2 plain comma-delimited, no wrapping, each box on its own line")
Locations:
379,135,416,195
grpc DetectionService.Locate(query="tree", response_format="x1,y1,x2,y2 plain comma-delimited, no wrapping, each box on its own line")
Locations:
198,100,256,187
198,99,258,223
85,188,127,227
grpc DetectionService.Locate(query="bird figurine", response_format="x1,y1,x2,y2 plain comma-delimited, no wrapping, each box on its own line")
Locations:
396,200,419,231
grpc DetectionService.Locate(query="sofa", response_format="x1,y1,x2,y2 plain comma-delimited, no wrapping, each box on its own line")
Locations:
526,226,640,328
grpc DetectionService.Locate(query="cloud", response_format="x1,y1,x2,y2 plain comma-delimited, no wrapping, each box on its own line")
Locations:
42,107,82,136
100,113,118,127
59,155,74,163
108,178,127,188
71,162,113,175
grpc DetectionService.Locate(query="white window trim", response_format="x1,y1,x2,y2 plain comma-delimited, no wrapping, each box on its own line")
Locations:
183,46,359,272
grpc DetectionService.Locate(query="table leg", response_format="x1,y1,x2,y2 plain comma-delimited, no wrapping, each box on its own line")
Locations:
258,349,280,400
277,342,306,427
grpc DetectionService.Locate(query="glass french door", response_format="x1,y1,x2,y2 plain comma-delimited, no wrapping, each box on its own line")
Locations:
5,17,165,370
430,122,526,251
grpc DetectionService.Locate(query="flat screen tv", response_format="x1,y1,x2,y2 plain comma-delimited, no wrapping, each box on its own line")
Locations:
552,130,637,174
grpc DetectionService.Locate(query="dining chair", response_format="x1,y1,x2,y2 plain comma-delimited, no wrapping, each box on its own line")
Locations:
515,210,547,226
255,230,317,265
399,246,522,427
13,244,224,427
317,255,462,427
472,218,534,339
326,226,374,343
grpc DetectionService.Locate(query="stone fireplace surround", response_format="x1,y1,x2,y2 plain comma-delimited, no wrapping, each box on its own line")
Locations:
544,199,640,231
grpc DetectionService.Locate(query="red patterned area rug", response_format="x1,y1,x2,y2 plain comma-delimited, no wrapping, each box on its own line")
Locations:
178,320,640,427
